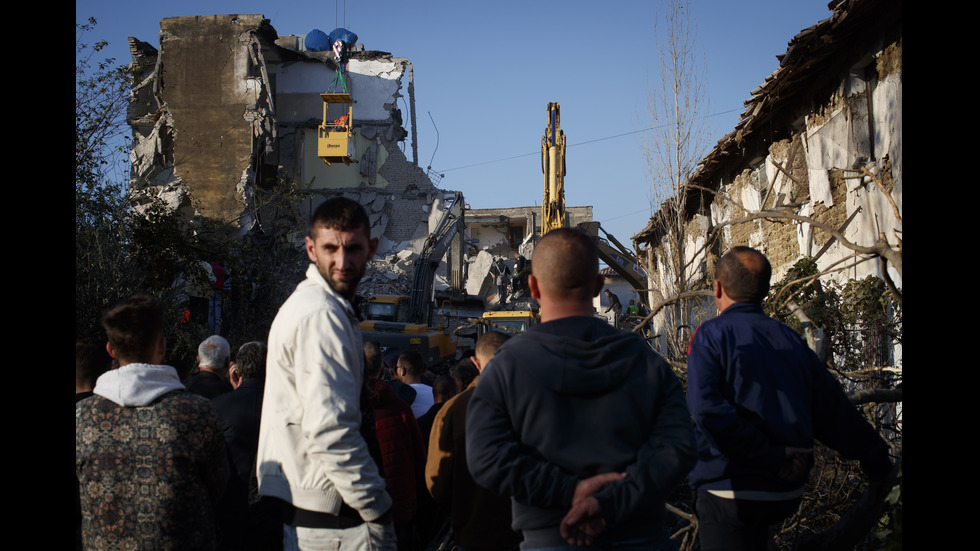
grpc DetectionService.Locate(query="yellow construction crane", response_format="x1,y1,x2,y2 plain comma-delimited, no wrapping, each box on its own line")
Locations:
541,102,566,234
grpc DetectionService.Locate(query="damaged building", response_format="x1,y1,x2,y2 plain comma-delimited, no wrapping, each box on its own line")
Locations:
127,14,458,264
466,205,593,254
126,14,599,307
632,0,902,353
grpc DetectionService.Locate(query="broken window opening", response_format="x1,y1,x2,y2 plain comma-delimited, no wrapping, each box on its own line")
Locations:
508,225,525,250
863,63,877,162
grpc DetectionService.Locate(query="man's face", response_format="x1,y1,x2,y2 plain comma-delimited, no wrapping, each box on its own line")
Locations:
305,224,378,301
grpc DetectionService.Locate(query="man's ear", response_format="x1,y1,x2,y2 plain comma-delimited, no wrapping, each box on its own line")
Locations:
714,280,723,300
305,235,317,262
229,365,243,389
593,274,604,297
528,274,541,300
106,341,118,359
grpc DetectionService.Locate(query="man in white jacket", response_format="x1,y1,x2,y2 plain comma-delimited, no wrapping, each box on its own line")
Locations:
257,197,394,550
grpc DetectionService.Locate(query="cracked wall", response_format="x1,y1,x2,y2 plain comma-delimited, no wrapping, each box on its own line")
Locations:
633,1,901,358
707,48,902,286
129,15,277,225
638,12,901,291
128,14,453,259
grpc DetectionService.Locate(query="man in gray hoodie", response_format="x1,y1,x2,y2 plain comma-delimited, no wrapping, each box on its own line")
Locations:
76,294,229,550
466,228,696,550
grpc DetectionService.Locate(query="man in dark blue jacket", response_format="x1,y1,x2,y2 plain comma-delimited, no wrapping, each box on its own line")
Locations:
686,246,891,551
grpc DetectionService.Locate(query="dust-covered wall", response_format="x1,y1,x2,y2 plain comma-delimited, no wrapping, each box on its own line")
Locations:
128,15,453,259
636,0,902,292
632,0,901,358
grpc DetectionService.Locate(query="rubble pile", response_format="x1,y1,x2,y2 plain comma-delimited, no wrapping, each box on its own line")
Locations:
359,255,414,296
495,295,538,312
359,246,530,307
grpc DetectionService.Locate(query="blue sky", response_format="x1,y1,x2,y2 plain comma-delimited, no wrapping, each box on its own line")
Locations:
77,0,833,243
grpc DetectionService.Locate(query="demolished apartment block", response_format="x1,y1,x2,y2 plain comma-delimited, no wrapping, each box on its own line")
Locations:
632,0,901,350
466,205,593,255
462,205,593,297
127,14,458,267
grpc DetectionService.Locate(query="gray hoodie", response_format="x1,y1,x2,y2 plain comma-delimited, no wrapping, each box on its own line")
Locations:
466,316,696,547
93,363,186,407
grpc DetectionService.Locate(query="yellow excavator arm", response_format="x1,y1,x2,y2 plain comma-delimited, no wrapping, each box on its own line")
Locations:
542,102,566,235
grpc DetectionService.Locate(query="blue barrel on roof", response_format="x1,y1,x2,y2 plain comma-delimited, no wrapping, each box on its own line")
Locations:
328,28,358,48
306,28,330,51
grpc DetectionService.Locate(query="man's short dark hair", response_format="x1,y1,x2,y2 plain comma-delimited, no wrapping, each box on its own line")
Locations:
235,341,268,381
101,294,164,363
715,246,772,304
532,228,599,301
397,350,425,378
363,342,383,379
450,360,479,391
432,374,457,403
76,339,112,389
475,331,511,362
310,196,371,238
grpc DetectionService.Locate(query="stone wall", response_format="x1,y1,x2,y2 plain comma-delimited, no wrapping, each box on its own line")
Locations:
129,15,453,261
632,0,902,360
644,29,901,288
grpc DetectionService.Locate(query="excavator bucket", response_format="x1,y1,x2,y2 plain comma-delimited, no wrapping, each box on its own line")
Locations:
318,93,354,165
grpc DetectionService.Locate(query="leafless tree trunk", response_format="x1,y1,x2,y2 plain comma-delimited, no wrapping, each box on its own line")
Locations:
642,0,712,360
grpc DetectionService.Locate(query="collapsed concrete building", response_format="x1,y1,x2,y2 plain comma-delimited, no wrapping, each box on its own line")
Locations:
462,205,593,299
466,206,592,253
126,14,598,305
632,0,902,354
128,14,456,261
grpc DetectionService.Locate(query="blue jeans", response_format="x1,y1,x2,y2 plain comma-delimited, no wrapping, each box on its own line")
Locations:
283,521,396,551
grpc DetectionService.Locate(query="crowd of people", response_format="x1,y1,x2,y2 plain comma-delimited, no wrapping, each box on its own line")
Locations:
77,197,892,551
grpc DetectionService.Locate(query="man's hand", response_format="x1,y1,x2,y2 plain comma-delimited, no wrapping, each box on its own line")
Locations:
561,472,626,546
571,472,626,507
561,496,605,546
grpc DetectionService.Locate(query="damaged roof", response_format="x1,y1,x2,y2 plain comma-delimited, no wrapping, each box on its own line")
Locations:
632,0,901,245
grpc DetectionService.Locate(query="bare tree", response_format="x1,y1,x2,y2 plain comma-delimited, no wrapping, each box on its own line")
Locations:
76,17,132,192
642,0,713,359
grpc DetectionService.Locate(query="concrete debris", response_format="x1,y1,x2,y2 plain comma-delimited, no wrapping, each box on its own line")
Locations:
396,249,418,262
360,259,412,297
359,242,538,316
465,250,496,297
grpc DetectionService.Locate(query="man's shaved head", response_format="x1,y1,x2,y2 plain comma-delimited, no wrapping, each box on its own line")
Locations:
532,228,599,302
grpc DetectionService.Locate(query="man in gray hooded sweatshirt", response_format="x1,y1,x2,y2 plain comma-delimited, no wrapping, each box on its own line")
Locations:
466,228,696,550
76,294,228,550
